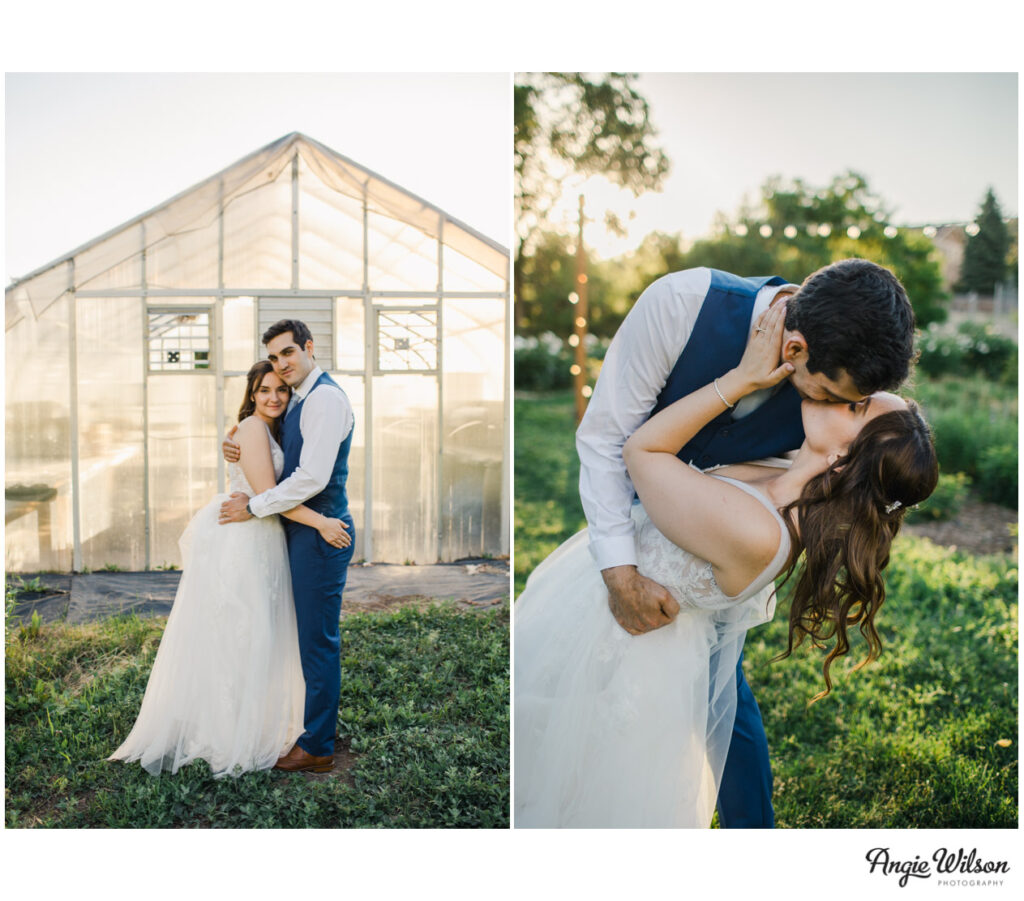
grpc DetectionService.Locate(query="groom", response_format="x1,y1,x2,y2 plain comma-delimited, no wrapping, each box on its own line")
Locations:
219,318,355,774
577,258,915,827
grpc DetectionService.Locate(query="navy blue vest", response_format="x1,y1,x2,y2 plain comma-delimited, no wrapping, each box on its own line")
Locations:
649,269,805,468
280,371,353,520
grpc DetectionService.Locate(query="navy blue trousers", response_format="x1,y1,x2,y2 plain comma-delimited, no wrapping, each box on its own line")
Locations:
285,513,354,757
715,650,774,828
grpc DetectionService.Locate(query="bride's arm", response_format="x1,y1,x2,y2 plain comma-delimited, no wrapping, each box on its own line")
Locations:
232,418,350,547
622,302,792,587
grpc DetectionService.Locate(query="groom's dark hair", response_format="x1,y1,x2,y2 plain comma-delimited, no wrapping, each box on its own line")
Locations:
784,259,915,394
262,318,314,352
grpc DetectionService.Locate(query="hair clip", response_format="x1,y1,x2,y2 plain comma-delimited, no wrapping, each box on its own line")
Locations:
885,500,903,514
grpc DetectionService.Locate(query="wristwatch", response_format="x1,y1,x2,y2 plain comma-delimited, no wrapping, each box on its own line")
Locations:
245,501,253,516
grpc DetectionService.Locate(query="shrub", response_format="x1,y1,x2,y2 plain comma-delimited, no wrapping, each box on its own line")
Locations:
514,334,573,391
905,472,971,523
926,407,1017,481
513,333,607,392
976,443,1018,508
916,322,1018,385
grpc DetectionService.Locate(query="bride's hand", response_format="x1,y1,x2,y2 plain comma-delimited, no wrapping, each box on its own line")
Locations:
318,517,351,549
723,299,794,398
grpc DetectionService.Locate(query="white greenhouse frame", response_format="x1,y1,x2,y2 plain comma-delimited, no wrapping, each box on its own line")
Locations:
6,133,510,572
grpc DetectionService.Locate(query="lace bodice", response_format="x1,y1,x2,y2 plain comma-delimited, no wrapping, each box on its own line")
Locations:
228,423,285,496
633,474,790,614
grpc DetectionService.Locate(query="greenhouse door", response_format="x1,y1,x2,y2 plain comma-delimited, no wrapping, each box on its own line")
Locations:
145,305,217,570
368,304,442,563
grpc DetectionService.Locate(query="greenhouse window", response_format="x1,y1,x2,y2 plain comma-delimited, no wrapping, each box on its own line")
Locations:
148,309,213,372
376,309,438,372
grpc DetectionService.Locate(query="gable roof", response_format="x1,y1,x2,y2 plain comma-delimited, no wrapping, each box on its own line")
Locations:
7,132,507,328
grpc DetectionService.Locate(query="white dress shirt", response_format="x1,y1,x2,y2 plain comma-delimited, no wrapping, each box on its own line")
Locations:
576,267,797,572
248,365,354,518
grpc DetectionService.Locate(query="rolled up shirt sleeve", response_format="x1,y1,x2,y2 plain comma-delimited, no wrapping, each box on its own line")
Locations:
576,268,711,571
247,385,354,518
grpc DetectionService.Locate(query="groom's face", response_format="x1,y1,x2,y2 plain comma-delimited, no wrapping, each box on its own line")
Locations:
782,331,867,405
265,332,315,387
789,360,867,405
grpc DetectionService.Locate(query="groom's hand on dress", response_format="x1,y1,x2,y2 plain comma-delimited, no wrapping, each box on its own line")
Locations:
222,426,241,464
218,492,252,524
602,566,680,635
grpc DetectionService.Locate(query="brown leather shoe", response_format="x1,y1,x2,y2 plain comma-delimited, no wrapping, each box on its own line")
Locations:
273,743,333,773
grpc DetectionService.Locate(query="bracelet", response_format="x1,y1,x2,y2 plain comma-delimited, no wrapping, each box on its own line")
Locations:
713,378,735,409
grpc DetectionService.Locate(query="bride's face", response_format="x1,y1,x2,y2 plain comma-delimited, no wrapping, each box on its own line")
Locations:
801,392,907,463
253,372,291,420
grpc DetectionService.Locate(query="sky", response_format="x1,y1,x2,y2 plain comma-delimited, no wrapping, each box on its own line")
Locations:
546,73,1018,258
5,73,511,283
6,73,1017,280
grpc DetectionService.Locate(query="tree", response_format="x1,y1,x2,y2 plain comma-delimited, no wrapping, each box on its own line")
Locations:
635,171,948,328
959,188,1011,295
514,73,670,326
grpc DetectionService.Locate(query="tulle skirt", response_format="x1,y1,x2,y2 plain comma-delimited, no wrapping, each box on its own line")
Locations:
109,495,305,777
514,530,758,828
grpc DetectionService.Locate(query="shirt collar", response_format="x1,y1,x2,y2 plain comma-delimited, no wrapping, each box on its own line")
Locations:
293,365,324,401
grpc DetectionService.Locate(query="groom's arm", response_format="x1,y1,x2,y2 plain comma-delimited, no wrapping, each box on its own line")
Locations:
576,268,712,633
577,267,711,567
246,386,354,518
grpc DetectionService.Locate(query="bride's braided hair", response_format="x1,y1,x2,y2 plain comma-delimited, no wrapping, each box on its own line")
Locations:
776,401,938,700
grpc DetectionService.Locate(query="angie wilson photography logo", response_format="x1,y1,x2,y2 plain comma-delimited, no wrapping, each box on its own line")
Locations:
865,847,1011,888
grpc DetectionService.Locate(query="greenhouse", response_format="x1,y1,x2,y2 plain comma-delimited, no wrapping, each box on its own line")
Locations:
6,132,509,572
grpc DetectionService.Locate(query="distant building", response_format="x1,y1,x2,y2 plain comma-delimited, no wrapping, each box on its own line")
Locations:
906,218,1018,294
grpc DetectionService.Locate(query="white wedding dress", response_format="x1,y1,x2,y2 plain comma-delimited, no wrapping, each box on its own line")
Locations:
109,424,305,777
514,473,791,827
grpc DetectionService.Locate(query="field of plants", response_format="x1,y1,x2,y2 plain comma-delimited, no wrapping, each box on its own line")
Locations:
5,600,509,828
513,374,1017,827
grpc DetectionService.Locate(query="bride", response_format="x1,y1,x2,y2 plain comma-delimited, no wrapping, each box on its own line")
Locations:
514,302,938,827
109,361,350,778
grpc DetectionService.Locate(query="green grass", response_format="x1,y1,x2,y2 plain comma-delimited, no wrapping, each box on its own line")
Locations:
514,387,1018,828
5,603,509,828
514,389,586,596
749,540,1017,828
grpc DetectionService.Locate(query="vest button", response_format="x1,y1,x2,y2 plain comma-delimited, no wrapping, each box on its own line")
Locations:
720,428,730,436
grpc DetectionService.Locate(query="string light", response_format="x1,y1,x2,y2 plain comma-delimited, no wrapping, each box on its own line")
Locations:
734,224,748,237
568,292,579,305
847,226,861,239
884,226,898,238
784,225,797,238
568,334,580,347
581,385,593,398
570,364,581,376
759,224,772,238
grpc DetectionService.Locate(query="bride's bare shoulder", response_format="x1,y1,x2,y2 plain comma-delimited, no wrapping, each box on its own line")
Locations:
235,416,270,442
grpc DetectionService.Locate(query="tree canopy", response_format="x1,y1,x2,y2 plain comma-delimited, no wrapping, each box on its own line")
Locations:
514,73,670,325
517,170,950,338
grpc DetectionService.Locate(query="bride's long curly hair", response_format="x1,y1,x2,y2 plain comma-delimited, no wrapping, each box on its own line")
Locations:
237,361,290,441
776,401,938,700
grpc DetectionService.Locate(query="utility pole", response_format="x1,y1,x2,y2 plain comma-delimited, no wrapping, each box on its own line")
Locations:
572,195,590,424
